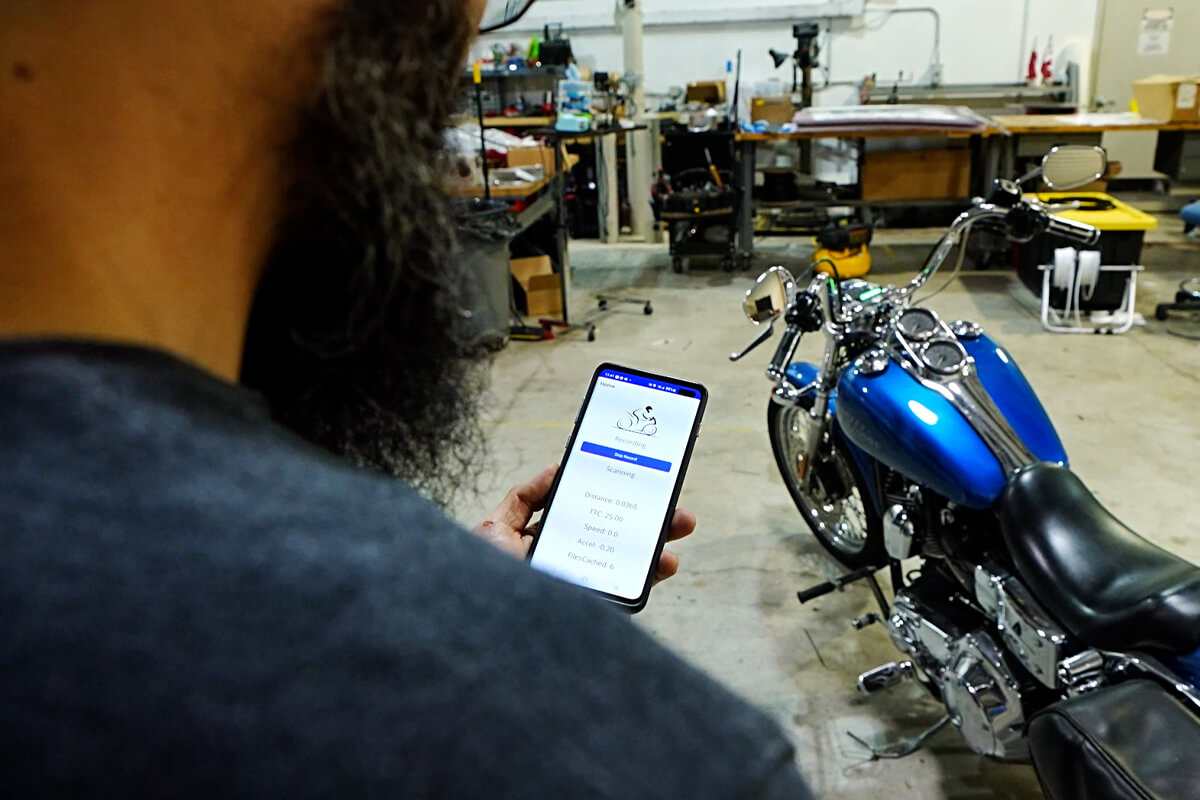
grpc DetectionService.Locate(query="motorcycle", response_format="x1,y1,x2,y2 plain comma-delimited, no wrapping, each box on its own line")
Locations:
731,145,1200,799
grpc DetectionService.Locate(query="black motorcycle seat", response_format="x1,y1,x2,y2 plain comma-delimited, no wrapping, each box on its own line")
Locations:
997,463,1200,655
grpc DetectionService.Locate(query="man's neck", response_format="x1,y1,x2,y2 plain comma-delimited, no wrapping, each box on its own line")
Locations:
0,4,317,381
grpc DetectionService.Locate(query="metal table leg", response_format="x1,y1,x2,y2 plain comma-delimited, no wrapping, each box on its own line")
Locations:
737,139,756,260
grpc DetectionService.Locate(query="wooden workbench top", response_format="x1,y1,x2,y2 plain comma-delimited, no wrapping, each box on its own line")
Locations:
991,112,1200,134
481,116,555,128
735,124,989,141
444,176,551,199
733,112,1200,141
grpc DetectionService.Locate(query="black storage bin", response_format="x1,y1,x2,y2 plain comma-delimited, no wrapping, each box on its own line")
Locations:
1015,192,1156,312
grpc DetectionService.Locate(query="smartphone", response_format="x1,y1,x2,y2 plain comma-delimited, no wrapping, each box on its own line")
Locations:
528,363,708,612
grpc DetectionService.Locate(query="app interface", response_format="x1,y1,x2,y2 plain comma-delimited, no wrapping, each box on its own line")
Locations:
530,368,702,599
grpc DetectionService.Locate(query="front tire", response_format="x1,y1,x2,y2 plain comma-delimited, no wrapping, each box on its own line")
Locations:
768,400,886,568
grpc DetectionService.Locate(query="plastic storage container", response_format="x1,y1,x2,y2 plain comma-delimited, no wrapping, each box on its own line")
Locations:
1016,192,1157,311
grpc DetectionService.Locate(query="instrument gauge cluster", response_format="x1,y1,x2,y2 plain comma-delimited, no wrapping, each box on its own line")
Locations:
921,339,968,375
896,308,940,342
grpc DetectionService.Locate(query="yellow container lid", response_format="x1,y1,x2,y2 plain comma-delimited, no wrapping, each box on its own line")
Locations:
1031,192,1158,232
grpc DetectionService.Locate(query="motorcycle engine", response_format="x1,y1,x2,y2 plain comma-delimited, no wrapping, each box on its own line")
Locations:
887,572,1029,761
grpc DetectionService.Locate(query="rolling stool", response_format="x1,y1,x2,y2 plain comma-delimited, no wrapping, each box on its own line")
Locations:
1154,202,1200,337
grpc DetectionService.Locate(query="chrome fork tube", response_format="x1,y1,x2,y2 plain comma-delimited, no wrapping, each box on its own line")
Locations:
799,333,839,493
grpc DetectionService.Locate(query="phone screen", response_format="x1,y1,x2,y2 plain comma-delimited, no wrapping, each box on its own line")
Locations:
529,364,706,607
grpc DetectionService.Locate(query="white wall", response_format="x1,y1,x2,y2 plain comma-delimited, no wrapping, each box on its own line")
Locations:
475,0,1100,108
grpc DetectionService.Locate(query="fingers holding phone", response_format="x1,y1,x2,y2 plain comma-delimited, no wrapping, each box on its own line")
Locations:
473,466,698,587
472,463,558,558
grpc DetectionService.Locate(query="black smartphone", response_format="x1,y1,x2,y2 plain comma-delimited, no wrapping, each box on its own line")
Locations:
528,363,708,612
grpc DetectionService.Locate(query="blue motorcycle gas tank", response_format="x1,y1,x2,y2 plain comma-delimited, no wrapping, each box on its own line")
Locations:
833,333,1067,509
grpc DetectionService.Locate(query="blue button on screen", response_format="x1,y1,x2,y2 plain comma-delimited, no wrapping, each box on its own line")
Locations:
580,441,672,472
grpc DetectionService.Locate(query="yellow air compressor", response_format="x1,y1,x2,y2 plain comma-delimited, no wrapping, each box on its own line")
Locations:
813,220,872,279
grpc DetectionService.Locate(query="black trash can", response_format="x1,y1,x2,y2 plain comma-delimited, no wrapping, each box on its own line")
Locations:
453,198,518,351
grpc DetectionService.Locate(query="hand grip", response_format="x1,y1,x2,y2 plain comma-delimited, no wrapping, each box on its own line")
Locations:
766,326,802,378
1046,215,1100,246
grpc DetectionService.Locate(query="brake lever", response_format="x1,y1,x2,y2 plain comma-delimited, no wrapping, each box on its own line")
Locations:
729,320,776,362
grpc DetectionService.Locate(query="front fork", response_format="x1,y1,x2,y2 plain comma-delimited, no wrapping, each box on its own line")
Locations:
769,328,840,495
801,336,841,492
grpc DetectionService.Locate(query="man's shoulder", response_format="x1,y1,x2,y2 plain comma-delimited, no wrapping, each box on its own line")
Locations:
0,339,419,519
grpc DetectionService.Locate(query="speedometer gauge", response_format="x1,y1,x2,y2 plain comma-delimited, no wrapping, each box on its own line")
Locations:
921,339,968,375
897,308,940,341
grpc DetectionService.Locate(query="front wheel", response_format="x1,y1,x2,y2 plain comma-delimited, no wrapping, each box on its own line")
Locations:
768,400,886,568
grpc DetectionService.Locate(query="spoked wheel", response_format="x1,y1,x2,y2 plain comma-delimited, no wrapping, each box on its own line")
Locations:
768,400,885,568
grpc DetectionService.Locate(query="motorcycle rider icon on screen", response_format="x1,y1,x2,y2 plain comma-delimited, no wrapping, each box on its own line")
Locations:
617,406,658,436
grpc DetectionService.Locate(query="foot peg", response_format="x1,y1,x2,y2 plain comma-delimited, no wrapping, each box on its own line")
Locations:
797,565,890,617
857,661,915,695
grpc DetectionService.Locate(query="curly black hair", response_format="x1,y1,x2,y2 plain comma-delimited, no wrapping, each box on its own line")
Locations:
241,0,487,507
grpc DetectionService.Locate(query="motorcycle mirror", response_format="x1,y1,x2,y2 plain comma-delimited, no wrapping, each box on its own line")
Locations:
1040,145,1107,190
743,266,796,324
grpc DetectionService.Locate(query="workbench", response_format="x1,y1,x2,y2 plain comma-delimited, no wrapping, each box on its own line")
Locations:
735,113,1200,259
985,113,1200,186
734,122,991,258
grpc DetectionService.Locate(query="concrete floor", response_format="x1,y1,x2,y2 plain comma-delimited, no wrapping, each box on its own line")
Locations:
455,232,1200,799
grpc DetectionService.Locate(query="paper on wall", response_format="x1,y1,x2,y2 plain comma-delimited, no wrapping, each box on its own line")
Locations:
1138,8,1173,56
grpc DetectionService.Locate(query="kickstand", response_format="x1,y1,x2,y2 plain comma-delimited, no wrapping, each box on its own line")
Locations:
846,715,952,760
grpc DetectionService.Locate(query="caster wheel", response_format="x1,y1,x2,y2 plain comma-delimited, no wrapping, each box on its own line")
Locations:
722,258,735,273
739,253,753,271
587,326,596,342
598,299,608,310
672,257,683,274
1156,306,1170,321
643,303,653,315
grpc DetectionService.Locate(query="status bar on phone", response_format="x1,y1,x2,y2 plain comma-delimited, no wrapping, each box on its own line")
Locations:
599,370,696,398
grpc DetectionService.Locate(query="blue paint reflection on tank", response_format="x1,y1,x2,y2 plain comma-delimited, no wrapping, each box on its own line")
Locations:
837,361,1006,509
960,334,1068,466
787,332,1068,510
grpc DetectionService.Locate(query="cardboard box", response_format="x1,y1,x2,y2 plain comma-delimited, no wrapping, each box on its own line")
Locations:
750,96,796,126
507,145,556,176
686,81,726,105
510,255,562,317
861,147,970,201
1133,75,1200,122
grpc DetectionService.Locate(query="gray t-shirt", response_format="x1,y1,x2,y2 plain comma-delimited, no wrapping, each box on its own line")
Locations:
0,342,812,799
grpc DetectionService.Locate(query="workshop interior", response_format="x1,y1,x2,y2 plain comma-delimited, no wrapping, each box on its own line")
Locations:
456,1,1200,798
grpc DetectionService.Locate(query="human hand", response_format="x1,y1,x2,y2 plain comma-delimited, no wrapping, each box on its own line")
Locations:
472,463,696,584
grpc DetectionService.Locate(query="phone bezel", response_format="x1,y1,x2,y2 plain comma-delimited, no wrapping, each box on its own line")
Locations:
527,362,708,612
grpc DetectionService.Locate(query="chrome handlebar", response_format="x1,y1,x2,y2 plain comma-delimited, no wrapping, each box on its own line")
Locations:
902,204,1010,298
811,199,1099,325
